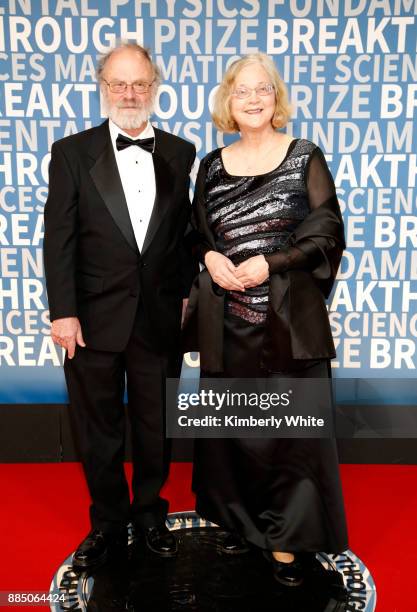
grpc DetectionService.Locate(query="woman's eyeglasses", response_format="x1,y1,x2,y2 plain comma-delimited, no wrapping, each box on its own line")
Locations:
232,83,275,99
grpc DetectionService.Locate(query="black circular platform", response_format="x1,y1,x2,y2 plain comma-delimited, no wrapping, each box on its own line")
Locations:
50,512,376,611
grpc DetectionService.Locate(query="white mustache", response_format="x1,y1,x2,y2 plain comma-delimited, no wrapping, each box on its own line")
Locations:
116,102,143,109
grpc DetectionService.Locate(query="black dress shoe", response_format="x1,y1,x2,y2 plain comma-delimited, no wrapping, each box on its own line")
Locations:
141,525,178,557
72,528,127,572
219,532,249,555
263,550,304,587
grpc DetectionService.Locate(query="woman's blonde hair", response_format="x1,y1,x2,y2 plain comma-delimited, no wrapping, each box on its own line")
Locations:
212,53,292,133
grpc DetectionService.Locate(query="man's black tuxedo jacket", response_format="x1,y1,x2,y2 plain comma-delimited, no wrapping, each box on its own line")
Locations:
44,120,196,353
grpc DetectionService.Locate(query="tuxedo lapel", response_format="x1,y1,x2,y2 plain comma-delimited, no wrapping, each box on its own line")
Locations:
88,122,139,255
141,132,174,256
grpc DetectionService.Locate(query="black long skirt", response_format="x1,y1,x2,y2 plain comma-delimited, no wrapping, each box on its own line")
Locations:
192,314,349,554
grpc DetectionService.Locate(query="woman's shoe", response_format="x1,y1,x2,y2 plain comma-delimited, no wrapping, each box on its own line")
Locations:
263,550,304,587
219,532,249,554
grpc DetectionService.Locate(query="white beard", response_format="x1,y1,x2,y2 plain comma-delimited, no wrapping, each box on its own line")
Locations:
102,94,155,130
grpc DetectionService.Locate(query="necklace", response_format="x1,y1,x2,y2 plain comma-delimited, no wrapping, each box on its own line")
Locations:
235,136,289,174
242,143,278,173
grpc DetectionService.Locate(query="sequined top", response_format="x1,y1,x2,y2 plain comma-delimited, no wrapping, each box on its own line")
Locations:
203,138,317,324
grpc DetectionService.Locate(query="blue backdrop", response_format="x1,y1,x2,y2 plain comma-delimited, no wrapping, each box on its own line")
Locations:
0,0,416,404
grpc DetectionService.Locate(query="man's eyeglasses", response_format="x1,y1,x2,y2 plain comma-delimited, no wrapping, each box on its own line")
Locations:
102,79,154,94
232,83,275,99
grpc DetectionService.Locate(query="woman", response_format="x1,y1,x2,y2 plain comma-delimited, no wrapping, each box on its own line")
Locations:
183,53,348,587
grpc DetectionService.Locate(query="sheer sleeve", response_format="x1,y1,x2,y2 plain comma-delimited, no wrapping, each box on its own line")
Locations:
264,147,342,277
305,147,338,210
189,159,215,264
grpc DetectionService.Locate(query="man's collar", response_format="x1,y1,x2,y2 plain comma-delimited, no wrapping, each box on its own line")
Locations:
109,119,154,146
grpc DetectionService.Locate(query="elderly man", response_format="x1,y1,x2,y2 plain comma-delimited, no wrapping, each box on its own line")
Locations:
44,42,196,570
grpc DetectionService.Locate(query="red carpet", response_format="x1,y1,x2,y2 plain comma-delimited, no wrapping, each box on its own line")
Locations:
0,463,416,611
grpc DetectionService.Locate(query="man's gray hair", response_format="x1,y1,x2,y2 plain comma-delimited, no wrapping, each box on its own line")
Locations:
96,40,161,88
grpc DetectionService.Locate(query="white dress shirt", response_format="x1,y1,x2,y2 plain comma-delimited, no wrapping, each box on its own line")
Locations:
109,119,156,252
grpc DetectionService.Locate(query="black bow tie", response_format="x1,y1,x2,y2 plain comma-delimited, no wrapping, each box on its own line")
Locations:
116,134,155,153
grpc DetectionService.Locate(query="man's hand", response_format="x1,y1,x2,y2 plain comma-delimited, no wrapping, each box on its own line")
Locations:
235,255,269,288
51,317,86,359
204,251,245,291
